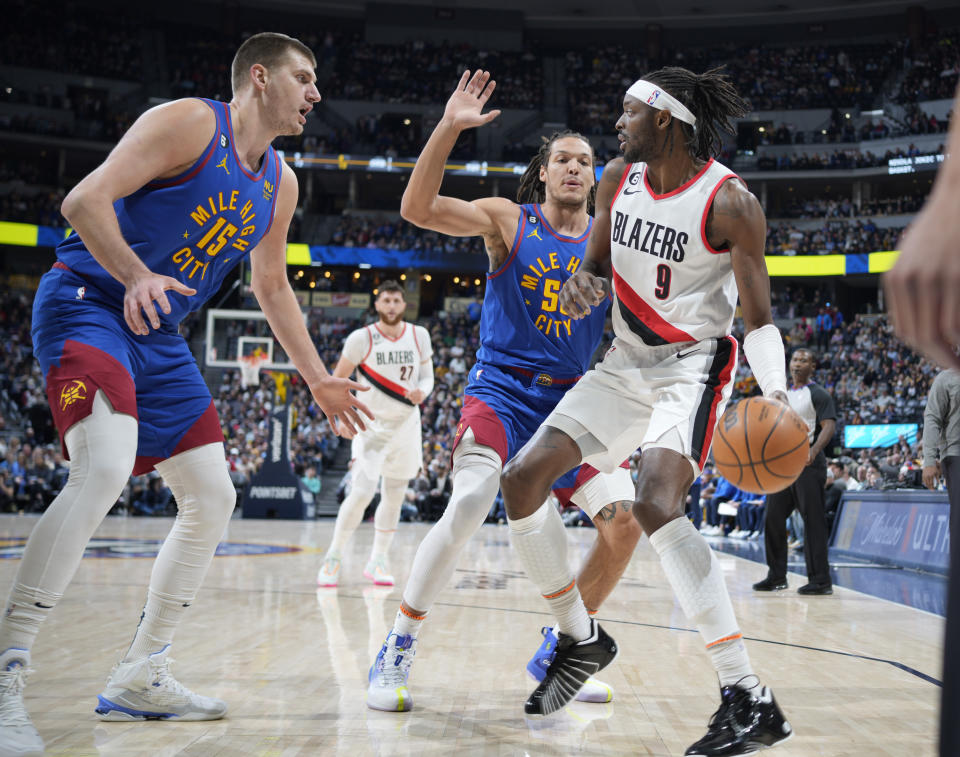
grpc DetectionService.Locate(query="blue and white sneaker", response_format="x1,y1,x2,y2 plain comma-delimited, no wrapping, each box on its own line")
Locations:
95,646,227,721
527,626,614,704
367,632,416,712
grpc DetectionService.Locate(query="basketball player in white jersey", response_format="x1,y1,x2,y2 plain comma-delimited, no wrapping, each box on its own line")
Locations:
500,68,794,755
317,280,434,587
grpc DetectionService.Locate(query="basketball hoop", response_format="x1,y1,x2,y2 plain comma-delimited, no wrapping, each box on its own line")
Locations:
240,353,269,388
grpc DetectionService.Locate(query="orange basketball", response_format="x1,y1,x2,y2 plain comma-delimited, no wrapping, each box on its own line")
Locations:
712,396,809,494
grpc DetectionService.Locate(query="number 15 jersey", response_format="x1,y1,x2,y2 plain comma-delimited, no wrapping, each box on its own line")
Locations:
608,157,741,348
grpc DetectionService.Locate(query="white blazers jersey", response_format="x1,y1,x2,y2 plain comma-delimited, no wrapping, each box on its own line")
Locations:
341,322,433,423
609,157,740,348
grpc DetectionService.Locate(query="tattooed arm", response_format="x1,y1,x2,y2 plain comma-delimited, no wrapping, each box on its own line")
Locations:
706,178,771,334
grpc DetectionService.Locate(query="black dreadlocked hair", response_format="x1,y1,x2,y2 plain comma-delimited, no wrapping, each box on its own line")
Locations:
642,66,749,161
516,130,596,215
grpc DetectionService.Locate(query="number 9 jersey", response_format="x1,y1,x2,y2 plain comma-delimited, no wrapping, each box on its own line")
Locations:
608,158,741,348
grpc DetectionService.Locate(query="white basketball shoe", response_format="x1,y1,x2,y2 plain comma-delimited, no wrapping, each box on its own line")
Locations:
0,648,43,757
95,646,227,721
317,554,342,588
367,632,416,711
363,557,395,586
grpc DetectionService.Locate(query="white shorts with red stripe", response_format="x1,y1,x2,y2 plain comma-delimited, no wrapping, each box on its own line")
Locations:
543,334,738,476
351,406,423,480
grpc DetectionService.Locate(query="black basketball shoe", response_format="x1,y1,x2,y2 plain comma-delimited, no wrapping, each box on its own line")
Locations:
685,678,792,756
524,619,617,716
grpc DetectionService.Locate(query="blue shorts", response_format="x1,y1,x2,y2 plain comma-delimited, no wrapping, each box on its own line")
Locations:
32,265,222,474
452,362,599,507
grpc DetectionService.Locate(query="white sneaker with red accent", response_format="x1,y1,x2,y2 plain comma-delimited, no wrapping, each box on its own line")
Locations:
317,554,342,587
363,558,394,586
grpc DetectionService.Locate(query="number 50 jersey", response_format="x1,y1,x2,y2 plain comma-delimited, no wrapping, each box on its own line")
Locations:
608,158,741,348
476,203,607,377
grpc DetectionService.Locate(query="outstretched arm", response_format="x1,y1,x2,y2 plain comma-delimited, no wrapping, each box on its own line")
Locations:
558,159,622,319
251,163,372,436
400,70,519,269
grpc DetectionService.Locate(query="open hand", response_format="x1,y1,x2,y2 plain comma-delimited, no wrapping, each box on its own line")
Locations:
443,70,501,131
309,375,373,437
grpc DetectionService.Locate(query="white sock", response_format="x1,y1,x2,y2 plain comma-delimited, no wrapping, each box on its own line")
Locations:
0,392,136,655
328,469,378,556
648,516,753,687
370,477,407,561
509,501,591,642
401,437,501,613
391,607,425,639
0,584,61,652
123,443,236,663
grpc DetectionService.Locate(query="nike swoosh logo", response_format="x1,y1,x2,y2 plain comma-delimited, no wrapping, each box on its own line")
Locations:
676,348,699,359
622,187,642,195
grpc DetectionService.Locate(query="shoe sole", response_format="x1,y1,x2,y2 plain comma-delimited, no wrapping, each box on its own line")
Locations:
752,584,788,592
366,690,412,712
317,579,338,587
686,729,793,756
96,707,227,722
526,670,613,703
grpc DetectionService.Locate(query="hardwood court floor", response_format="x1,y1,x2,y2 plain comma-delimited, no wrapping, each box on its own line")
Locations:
0,514,943,756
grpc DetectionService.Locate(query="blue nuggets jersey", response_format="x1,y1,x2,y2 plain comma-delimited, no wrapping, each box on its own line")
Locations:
56,98,282,327
477,203,607,376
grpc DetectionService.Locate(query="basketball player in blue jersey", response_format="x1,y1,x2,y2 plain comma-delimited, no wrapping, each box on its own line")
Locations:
366,70,642,713
0,33,371,755
501,68,792,755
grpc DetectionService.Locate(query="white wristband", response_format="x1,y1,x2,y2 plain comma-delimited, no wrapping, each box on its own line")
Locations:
742,324,787,397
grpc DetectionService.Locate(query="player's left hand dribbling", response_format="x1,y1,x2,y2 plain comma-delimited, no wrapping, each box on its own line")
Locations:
769,390,789,405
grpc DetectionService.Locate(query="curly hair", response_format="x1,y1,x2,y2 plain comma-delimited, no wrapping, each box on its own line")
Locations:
641,66,749,160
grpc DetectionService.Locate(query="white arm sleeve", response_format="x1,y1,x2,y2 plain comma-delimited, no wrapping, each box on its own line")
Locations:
415,326,435,398
742,323,787,397
417,357,435,398
340,327,371,368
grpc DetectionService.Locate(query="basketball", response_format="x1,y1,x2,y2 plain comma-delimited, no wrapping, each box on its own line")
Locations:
712,397,809,494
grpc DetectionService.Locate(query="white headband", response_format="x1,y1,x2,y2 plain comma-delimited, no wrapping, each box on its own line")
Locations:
626,79,697,126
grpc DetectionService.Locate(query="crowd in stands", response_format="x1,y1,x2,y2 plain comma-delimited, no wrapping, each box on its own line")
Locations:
898,29,960,103
566,40,901,135
324,36,542,109
769,194,923,220
757,107,950,149
328,214,486,256
1,0,142,82
765,219,903,256
0,190,64,228
755,144,943,171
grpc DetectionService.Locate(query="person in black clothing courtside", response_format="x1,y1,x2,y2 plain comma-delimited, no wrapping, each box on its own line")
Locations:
754,348,837,595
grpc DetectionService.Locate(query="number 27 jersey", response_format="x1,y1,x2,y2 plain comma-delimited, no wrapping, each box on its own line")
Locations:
609,157,740,348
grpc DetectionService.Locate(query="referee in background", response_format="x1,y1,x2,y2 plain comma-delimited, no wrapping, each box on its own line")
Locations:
753,347,837,595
